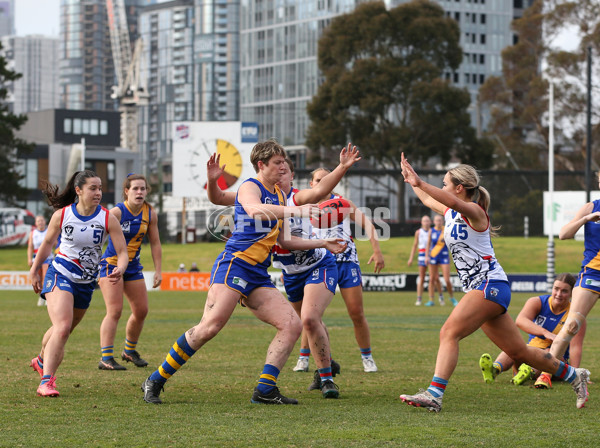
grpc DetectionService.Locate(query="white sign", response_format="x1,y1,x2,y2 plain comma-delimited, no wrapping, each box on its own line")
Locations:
543,191,600,237
172,122,257,198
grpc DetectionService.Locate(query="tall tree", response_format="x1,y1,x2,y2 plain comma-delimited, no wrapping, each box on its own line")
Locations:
306,0,493,220
0,42,33,205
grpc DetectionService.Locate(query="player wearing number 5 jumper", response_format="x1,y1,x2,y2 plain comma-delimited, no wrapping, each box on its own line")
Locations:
398,156,590,412
29,170,128,398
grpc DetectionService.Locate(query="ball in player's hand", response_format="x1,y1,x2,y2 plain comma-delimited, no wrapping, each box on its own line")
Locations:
311,197,351,228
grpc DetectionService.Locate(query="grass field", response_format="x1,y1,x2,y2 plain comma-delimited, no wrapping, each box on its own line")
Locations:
2,289,599,447
0,236,586,274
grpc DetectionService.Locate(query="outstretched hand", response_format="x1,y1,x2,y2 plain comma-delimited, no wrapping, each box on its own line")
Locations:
207,153,226,183
339,143,361,169
401,152,421,187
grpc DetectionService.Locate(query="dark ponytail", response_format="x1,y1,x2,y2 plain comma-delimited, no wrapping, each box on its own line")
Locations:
41,170,98,210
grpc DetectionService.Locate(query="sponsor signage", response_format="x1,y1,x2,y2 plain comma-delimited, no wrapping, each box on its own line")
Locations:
0,271,551,293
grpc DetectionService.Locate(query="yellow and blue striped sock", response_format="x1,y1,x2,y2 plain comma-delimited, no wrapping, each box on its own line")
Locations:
101,345,114,361
492,361,503,377
124,339,137,354
256,364,280,394
149,333,196,384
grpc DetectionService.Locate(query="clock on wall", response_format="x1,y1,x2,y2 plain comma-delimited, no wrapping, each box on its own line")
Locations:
189,138,243,190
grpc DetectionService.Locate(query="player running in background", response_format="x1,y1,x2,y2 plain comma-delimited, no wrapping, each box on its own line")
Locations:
408,215,431,306
478,273,585,388
97,174,162,371
398,156,590,412
29,170,127,397
28,215,53,306
426,214,457,307
141,140,343,405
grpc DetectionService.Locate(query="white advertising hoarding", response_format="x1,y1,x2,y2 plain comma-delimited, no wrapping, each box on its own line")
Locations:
172,121,258,198
543,191,600,237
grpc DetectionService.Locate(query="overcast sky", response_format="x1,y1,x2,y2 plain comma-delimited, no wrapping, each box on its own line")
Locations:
15,0,60,37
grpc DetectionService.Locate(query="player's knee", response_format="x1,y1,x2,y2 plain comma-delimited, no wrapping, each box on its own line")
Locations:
301,314,321,333
107,308,123,321
54,324,72,342
565,312,586,337
133,305,148,320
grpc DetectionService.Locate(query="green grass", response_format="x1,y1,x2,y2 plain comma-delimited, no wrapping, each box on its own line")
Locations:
2,289,599,447
0,236,586,274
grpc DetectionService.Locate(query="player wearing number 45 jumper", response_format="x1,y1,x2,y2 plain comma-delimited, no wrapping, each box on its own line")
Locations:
398,156,590,412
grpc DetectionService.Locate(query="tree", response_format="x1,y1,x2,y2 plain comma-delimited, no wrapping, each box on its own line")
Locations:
306,0,493,220
0,42,33,206
480,0,600,180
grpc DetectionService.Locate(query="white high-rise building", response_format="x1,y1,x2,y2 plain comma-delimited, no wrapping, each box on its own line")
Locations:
2,35,60,114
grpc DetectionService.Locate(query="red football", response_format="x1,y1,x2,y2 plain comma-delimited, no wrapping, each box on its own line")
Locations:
311,197,352,228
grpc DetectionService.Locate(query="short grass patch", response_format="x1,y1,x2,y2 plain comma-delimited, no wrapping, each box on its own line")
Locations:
2,289,599,447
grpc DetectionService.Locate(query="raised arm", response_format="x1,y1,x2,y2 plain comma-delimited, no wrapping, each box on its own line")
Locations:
294,143,361,205
206,153,236,206
559,202,599,240
401,153,486,228
148,206,163,288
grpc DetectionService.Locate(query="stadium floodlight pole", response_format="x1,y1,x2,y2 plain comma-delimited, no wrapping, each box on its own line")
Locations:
586,46,592,202
547,82,555,290
81,138,86,171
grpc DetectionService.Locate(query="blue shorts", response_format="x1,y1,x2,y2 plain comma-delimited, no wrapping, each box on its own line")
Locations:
210,251,276,298
99,260,144,282
473,279,511,312
41,264,96,309
575,267,600,294
429,251,449,265
336,261,362,289
417,252,426,267
283,254,338,303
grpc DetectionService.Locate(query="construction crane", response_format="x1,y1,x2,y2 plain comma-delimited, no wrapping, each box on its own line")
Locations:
106,0,148,152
